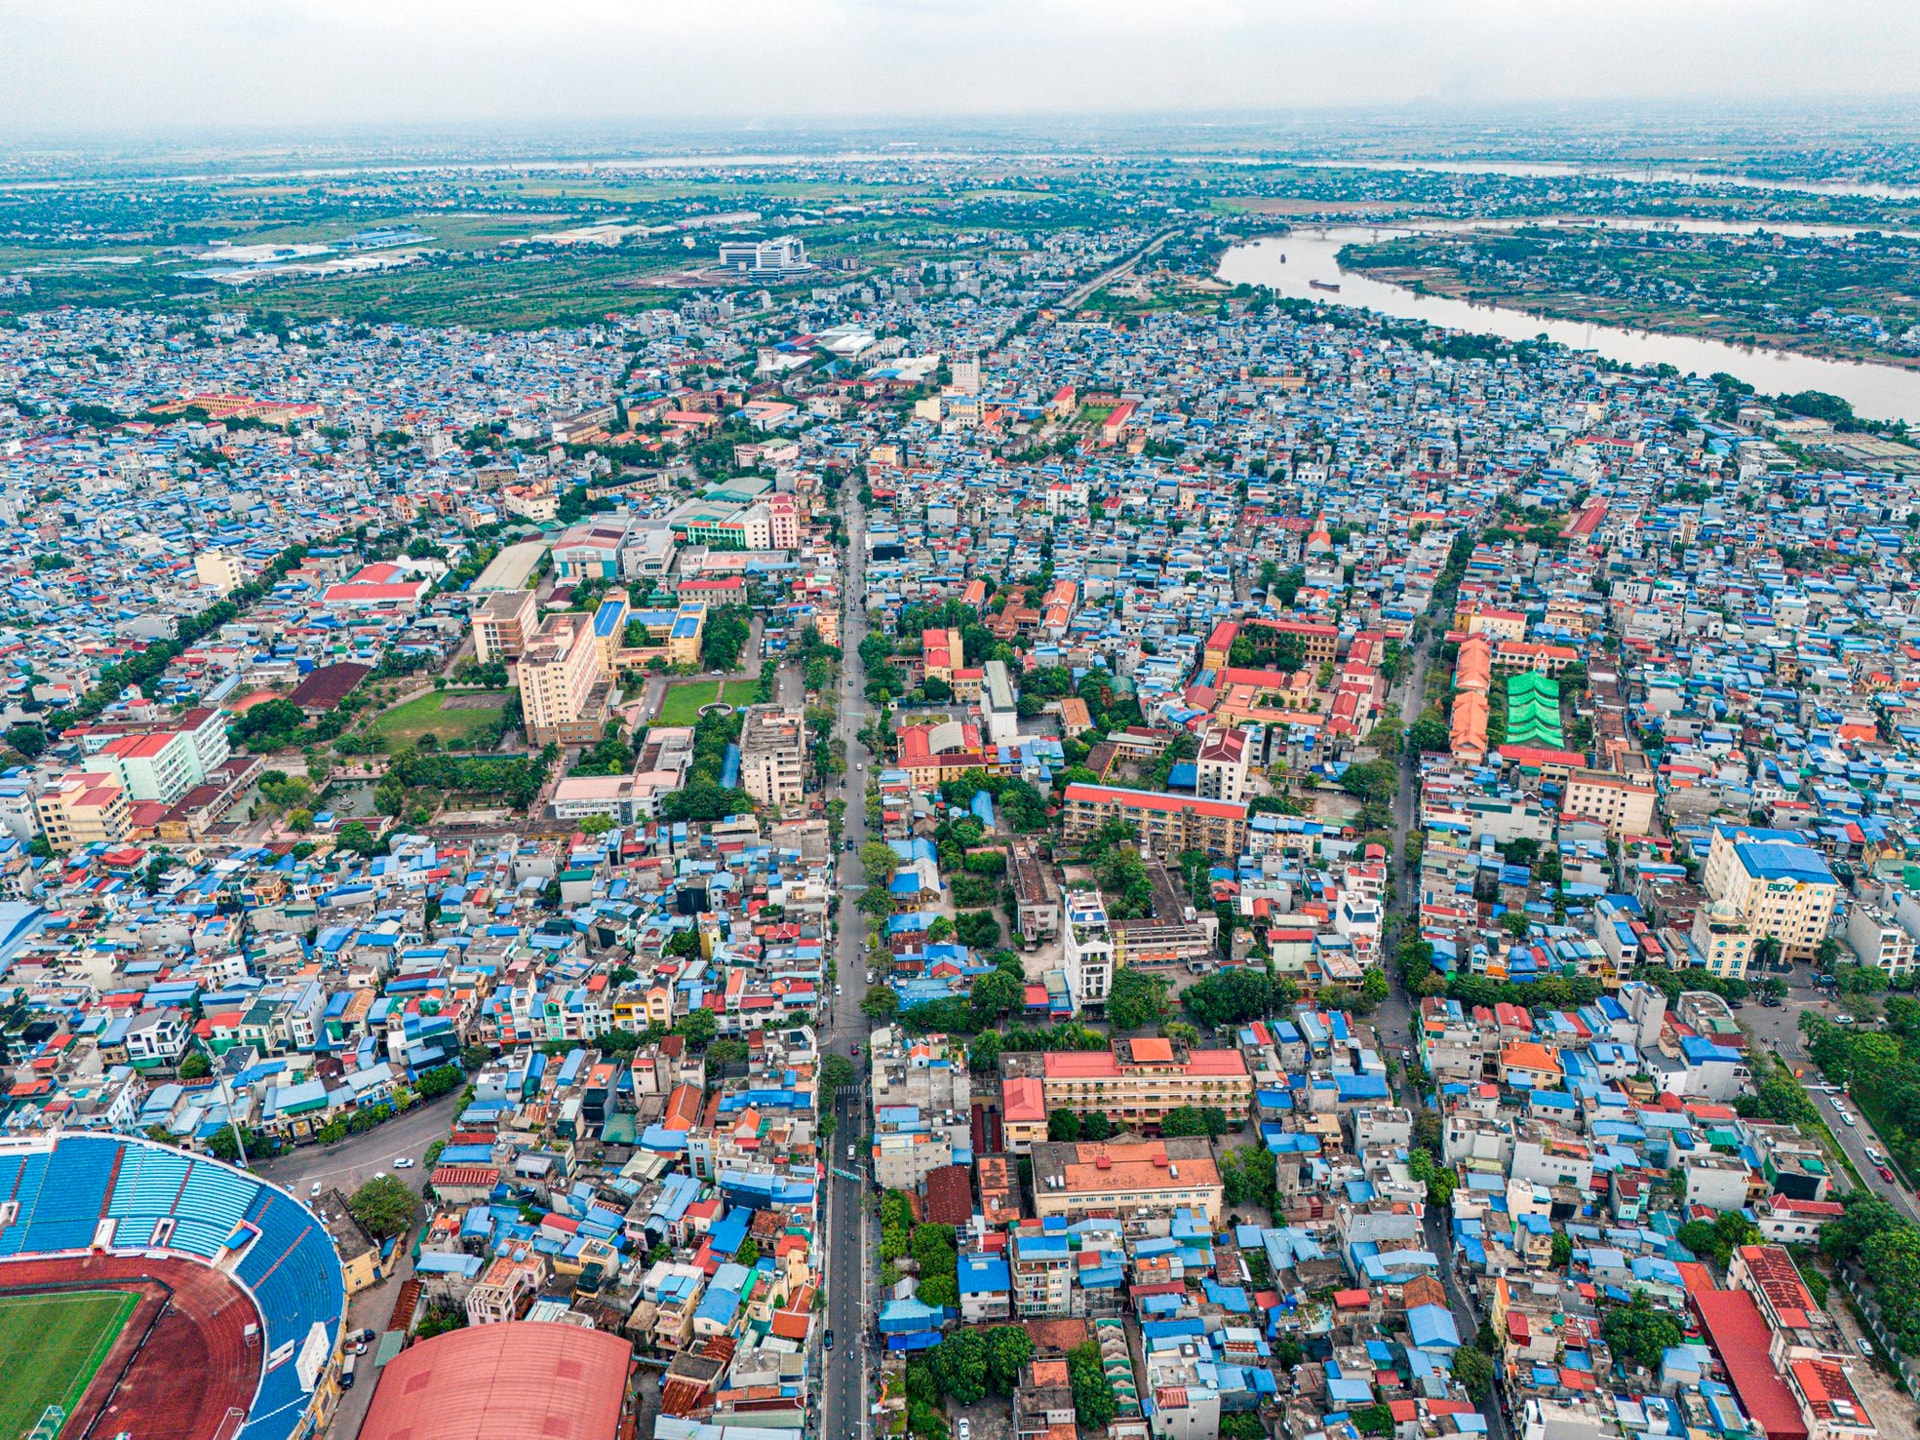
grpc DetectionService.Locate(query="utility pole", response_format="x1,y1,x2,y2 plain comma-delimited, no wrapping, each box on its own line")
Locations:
216,1069,250,1169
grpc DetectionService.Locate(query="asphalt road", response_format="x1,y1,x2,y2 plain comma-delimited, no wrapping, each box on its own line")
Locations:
1058,226,1186,309
820,491,877,1440
248,1093,460,1440
1740,976,1920,1223
252,1090,459,1201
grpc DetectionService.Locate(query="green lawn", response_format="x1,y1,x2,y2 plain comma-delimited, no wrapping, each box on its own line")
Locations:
370,689,510,749
656,680,753,726
0,1289,139,1438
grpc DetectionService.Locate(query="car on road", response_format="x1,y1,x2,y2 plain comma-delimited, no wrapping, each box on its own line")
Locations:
373,1170,387,1179
1836,1014,1857,1025
394,1157,415,1168
959,1422,971,1440
1859,1338,1875,1358
1879,1164,1897,1183
310,1181,323,1198
1727,999,1744,1010
1761,995,1782,1007
1867,1145,1885,1164
847,1145,856,1162
1842,1113,1858,1127
825,1330,834,1350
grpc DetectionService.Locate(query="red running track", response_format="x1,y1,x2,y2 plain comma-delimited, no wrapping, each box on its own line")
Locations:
0,1252,261,1440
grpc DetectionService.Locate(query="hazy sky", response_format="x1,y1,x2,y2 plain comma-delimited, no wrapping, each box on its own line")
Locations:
0,0,1915,137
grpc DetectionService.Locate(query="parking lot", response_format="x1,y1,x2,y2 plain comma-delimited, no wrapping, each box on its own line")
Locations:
948,1394,1013,1440
1828,1300,1920,1440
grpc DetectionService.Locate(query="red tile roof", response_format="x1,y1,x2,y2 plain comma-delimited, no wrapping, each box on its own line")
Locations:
1693,1288,1808,1440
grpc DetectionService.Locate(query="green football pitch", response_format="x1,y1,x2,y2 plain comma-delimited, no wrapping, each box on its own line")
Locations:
0,1289,138,1439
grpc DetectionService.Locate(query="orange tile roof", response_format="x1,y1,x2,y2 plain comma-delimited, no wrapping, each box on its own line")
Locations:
1501,1041,1562,1075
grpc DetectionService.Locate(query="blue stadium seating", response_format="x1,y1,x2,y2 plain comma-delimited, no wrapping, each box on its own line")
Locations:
113,1216,159,1249
21,1136,118,1251
174,1160,260,1239
107,1146,191,1220
0,1153,50,1255
241,1194,343,1339
0,1136,345,1440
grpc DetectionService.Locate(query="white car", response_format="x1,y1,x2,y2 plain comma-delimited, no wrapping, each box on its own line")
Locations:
394,1157,415,1169
310,1181,323,1199
373,1171,387,1180
835,984,843,996
959,1422,972,1440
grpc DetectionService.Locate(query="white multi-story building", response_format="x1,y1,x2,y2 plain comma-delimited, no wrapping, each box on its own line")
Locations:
867,1025,973,1188
738,706,806,810
718,236,811,277
1144,1342,1223,1440
1063,890,1113,1014
1194,727,1248,805
81,729,201,804
1847,902,1917,980
981,660,1020,747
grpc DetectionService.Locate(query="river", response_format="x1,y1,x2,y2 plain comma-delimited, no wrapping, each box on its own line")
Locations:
1217,226,1920,425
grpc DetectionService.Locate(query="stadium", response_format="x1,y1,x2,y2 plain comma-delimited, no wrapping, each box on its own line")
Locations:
0,1132,346,1440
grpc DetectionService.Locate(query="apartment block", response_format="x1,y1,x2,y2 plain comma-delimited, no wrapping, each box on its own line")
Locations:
867,1028,972,1190
36,772,132,852
516,611,611,746
1564,767,1656,837
80,729,202,804
1029,1136,1225,1224
473,588,538,664
1060,783,1248,860
1006,1037,1252,1133
194,547,247,595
